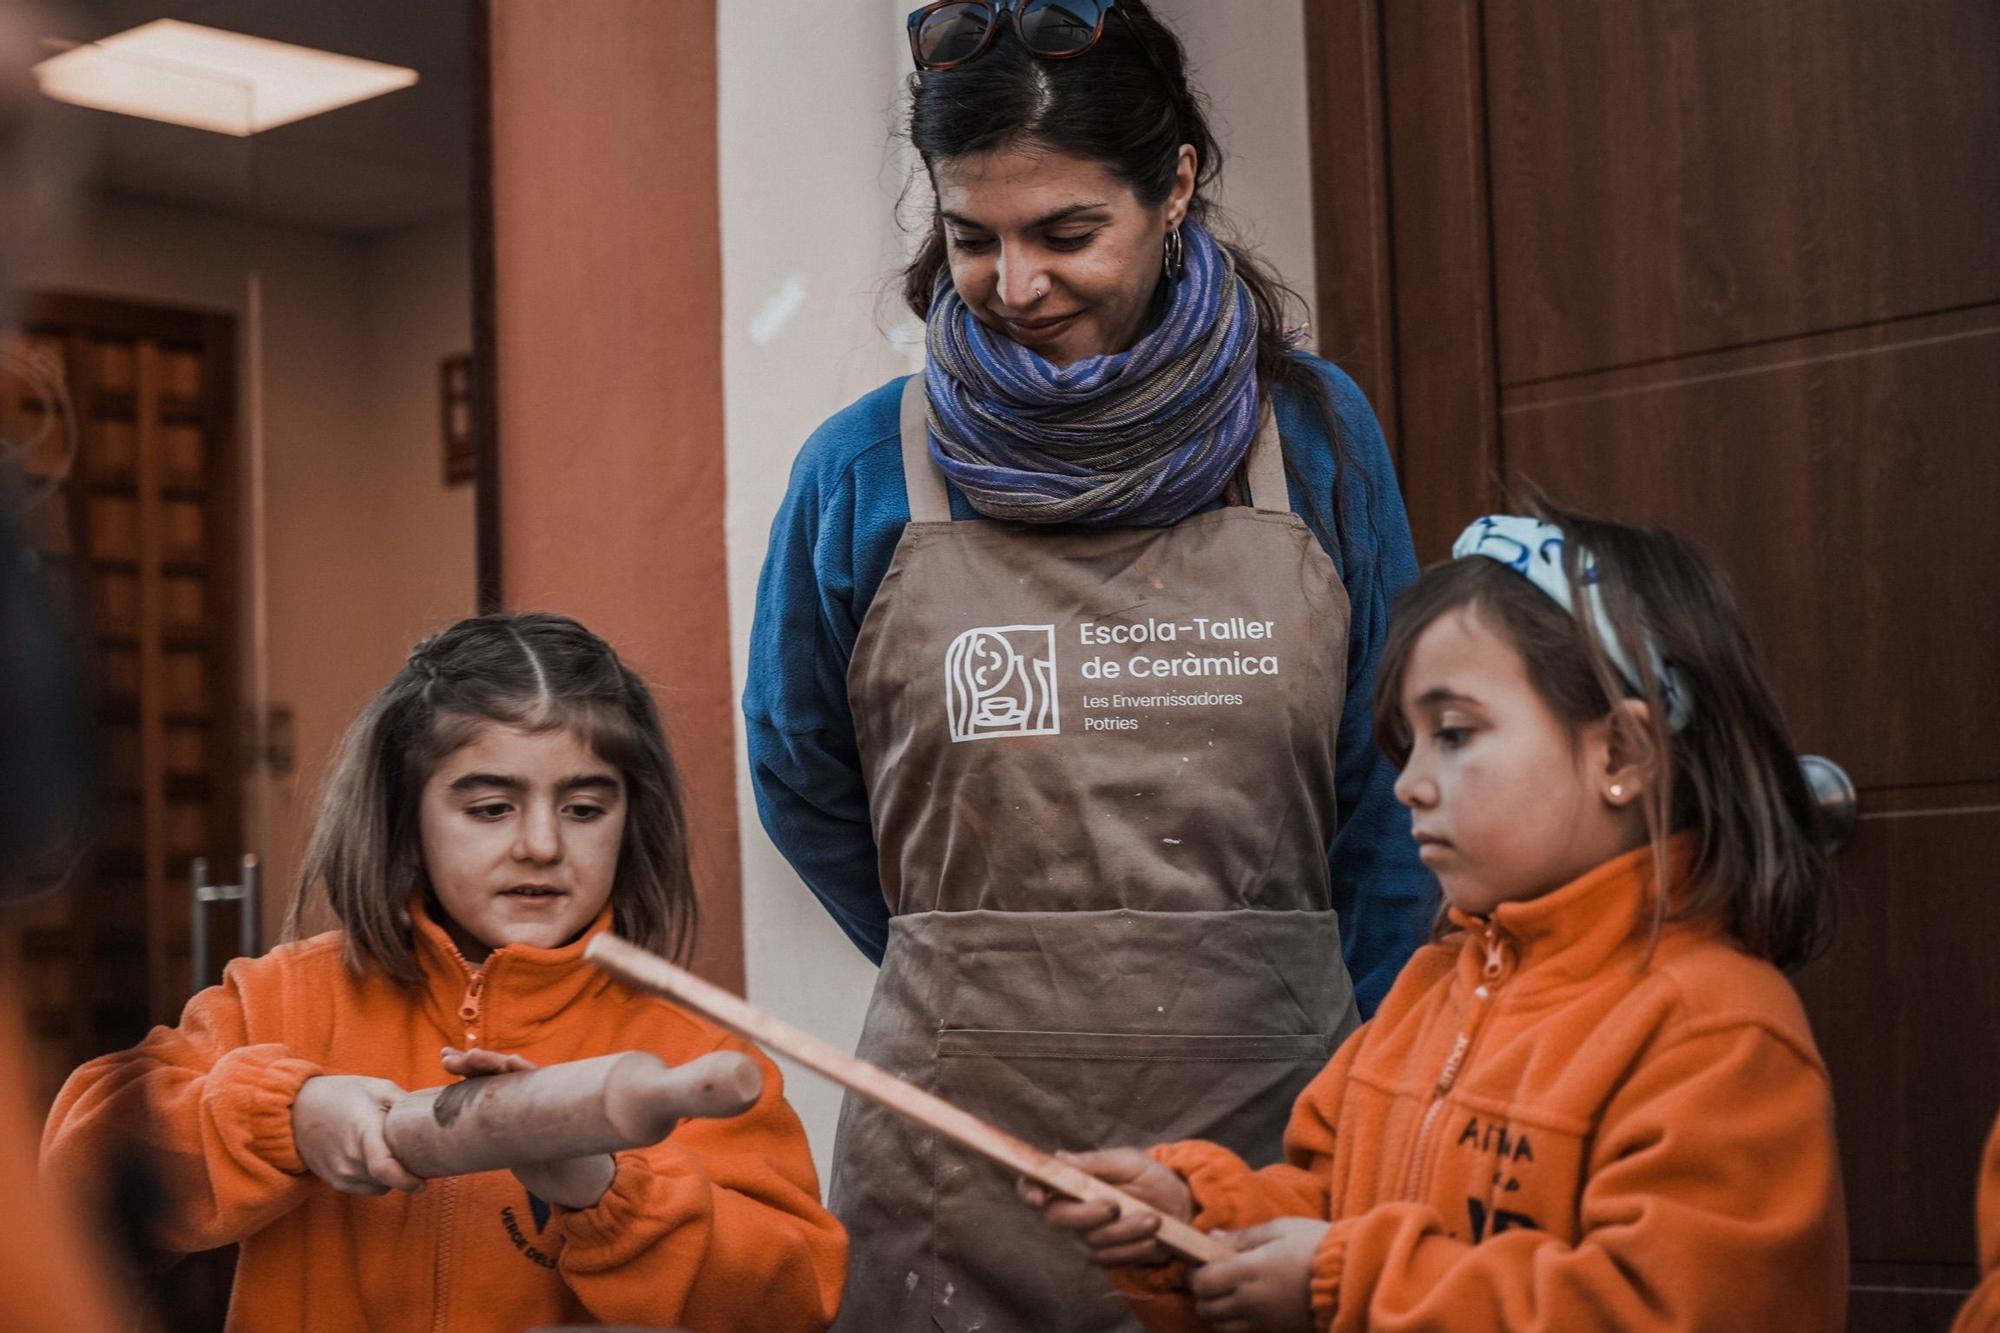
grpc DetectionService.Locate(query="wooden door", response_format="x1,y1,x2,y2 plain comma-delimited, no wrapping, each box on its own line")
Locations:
0,294,240,1109
1306,1,2000,1326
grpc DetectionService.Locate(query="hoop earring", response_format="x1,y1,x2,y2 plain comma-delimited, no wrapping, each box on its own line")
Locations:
1163,227,1186,283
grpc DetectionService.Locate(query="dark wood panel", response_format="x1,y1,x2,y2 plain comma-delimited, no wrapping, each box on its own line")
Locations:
1483,0,2000,383
1380,0,1499,561
24,291,224,343
1793,804,2000,1268
1303,0,1396,446
471,0,501,614
1316,1,2000,1321
1854,1257,1983,1291
1501,308,2000,791
1848,1287,1968,1333
8,296,240,1076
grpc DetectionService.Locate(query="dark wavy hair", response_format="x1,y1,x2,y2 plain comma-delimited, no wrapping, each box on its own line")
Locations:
900,0,1358,549
1371,500,1834,972
287,612,697,983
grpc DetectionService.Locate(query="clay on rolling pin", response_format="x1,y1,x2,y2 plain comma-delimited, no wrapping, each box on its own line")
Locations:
383,1050,762,1180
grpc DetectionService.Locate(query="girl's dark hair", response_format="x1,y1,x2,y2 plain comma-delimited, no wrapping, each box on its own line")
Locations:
1370,500,1834,972
900,0,1358,550
287,612,697,984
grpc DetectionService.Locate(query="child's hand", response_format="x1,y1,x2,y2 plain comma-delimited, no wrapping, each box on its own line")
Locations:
291,1075,425,1195
438,1045,535,1078
1187,1217,1329,1333
1017,1148,1195,1267
438,1047,616,1210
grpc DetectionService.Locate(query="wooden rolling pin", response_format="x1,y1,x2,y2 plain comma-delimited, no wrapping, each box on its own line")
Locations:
586,934,1235,1266
383,1049,762,1179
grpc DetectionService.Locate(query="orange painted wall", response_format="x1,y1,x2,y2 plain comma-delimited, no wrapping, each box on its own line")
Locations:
487,0,742,988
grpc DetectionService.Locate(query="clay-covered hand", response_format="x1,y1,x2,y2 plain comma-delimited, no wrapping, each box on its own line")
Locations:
438,1046,616,1210
1016,1147,1195,1267
291,1074,425,1195
1187,1217,1328,1333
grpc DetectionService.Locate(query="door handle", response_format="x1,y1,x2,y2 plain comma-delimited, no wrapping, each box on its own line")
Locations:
1800,756,1857,855
191,854,261,993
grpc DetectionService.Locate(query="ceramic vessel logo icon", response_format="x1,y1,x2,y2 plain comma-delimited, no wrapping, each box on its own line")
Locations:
944,625,1061,742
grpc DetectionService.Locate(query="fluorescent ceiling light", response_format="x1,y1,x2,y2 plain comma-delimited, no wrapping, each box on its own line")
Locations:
33,19,417,137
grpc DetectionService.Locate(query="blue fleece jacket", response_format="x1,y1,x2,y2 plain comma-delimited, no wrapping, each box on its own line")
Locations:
742,356,1436,1015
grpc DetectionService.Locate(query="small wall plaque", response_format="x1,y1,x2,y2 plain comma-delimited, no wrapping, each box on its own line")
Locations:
441,353,474,485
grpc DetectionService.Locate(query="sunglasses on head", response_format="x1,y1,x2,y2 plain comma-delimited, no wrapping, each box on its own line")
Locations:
907,0,1121,71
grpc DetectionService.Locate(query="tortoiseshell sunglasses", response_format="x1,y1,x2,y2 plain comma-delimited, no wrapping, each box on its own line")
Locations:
906,0,1120,71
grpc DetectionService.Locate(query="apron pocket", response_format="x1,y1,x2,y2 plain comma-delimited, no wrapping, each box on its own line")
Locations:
928,1027,1330,1333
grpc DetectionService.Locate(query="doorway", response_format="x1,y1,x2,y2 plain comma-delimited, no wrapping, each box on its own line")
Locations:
1305,1,2000,1326
1,294,238,1104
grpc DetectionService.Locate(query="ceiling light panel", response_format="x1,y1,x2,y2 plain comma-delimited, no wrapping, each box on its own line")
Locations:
34,19,418,137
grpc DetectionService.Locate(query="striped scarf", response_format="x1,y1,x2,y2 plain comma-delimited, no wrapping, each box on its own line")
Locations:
922,221,1260,527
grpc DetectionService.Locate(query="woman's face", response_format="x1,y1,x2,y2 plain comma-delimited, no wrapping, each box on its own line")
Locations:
932,143,1196,368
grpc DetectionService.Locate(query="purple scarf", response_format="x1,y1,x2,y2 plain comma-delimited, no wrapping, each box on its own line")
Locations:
922,221,1260,527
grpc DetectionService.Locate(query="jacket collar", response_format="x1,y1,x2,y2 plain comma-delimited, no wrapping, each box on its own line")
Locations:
1445,838,1705,997
409,895,618,1048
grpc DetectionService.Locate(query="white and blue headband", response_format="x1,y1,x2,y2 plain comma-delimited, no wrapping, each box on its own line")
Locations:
1452,515,1692,732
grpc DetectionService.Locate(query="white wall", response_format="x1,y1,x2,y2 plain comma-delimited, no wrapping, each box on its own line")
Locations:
720,2,1317,1180
1162,0,1318,337
719,0,914,1186
25,194,475,928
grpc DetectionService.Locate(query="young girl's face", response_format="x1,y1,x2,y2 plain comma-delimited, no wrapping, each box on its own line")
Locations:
1393,605,1641,917
418,721,626,963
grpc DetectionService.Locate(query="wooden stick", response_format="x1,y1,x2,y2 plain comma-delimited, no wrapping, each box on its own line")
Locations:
587,934,1233,1266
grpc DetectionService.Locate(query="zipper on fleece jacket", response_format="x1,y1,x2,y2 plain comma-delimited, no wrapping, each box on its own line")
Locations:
457,970,487,1048
431,1175,459,1333
1400,922,1514,1202
435,953,485,1329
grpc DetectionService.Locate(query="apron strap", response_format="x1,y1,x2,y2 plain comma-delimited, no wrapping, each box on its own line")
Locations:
899,374,953,524
1245,400,1289,512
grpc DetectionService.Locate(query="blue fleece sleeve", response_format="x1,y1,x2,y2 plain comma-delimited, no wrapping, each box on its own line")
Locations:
1278,360,1438,1016
742,384,909,964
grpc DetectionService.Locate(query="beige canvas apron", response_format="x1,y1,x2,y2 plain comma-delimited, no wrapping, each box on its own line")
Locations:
830,377,1360,1332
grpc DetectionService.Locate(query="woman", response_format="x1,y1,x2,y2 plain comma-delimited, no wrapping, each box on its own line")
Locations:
743,3,1433,1328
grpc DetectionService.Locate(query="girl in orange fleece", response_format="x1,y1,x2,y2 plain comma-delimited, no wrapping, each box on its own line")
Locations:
1028,505,1847,1331
1955,1111,2000,1331
42,613,846,1331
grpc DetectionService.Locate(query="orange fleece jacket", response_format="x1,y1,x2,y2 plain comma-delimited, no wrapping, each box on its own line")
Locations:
2,982,128,1331
41,901,846,1332
1116,844,1847,1332
1955,1111,2000,1332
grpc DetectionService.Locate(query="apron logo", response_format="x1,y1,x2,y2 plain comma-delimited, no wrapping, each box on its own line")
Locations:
945,625,1061,742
